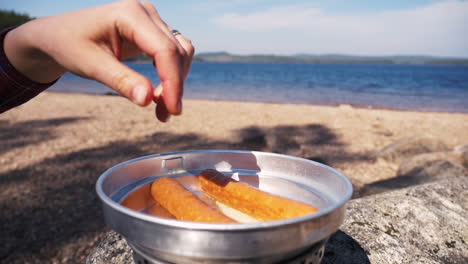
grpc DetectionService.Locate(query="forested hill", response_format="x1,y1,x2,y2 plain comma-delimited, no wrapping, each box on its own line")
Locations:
0,9,34,29
193,52,468,65
127,51,468,65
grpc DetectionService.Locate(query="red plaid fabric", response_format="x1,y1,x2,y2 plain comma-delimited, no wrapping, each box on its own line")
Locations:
0,27,57,114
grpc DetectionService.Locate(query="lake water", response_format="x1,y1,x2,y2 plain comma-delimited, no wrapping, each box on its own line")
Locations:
50,62,468,113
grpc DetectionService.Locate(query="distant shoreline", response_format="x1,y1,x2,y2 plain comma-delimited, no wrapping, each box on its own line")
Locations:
128,52,468,65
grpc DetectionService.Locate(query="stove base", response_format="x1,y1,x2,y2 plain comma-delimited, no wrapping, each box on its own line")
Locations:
131,239,326,264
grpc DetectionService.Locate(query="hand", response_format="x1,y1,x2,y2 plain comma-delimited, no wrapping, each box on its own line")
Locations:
4,0,194,122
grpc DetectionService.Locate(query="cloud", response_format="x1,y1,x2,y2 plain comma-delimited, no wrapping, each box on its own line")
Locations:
215,5,323,31
212,1,468,56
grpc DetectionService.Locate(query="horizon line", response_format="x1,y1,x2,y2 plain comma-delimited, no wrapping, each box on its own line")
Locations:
195,51,468,60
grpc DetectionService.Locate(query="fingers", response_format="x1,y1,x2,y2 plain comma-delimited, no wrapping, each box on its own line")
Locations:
139,2,186,55
138,1,195,121
174,34,195,79
151,34,194,121
139,1,190,118
112,1,194,121
82,44,153,106
117,1,185,114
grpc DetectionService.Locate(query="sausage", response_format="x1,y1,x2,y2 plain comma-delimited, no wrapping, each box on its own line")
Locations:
145,202,176,219
151,177,236,223
199,169,318,221
121,184,175,219
121,184,154,211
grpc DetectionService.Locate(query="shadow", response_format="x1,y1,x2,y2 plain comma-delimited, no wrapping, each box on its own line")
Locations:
0,132,233,263
236,126,267,150
0,117,89,154
358,175,429,197
232,124,373,167
305,156,330,166
358,160,466,197
322,230,371,264
0,122,371,263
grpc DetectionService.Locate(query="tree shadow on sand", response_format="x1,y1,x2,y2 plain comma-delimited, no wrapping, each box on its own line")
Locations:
0,121,372,263
234,124,373,166
0,117,89,155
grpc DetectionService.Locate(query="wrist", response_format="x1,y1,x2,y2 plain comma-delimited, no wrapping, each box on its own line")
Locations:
4,21,66,84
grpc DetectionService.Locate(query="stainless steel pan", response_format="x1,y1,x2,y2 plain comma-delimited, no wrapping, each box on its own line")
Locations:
96,150,352,263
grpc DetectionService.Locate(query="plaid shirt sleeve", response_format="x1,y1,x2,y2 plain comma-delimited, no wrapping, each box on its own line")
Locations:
0,27,58,114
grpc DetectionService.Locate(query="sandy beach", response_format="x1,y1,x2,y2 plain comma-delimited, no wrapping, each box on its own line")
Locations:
1,92,467,263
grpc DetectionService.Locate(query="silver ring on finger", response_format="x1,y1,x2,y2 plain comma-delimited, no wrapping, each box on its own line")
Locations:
172,29,181,36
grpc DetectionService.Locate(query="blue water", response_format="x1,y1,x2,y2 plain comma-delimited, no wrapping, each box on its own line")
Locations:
50,62,468,113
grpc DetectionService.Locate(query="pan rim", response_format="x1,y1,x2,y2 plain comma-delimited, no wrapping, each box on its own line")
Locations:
96,149,352,231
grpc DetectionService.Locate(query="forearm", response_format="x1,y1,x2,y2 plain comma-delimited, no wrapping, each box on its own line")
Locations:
4,21,67,83
0,0,193,119
0,27,58,114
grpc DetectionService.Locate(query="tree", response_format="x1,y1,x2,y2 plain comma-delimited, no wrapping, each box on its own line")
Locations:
0,10,33,29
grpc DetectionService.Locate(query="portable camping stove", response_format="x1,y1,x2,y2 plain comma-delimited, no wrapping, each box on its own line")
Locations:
131,239,327,264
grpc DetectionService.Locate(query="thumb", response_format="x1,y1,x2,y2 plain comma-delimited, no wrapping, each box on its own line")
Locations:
81,47,153,106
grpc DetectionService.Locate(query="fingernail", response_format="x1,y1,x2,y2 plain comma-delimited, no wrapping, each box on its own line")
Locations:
132,85,147,106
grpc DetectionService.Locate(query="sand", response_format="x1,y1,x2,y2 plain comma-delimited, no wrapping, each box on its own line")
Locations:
1,92,467,263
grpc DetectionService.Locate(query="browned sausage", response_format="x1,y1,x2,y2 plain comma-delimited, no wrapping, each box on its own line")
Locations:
151,177,236,223
199,169,318,221
121,184,175,219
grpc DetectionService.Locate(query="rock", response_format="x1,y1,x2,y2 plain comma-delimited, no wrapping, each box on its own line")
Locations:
332,176,468,264
377,136,449,163
454,144,468,168
360,152,467,196
86,232,133,264
87,177,468,264
397,152,466,179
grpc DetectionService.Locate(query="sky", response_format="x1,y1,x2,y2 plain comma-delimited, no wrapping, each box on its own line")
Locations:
1,0,467,57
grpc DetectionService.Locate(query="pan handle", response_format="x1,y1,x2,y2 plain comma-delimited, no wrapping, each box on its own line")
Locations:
162,156,184,174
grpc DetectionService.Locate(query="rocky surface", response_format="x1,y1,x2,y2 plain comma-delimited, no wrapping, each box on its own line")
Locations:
333,176,468,264
87,176,468,264
87,232,133,264
360,151,467,196
397,152,465,178
377,136,449,163
454,144,468,168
